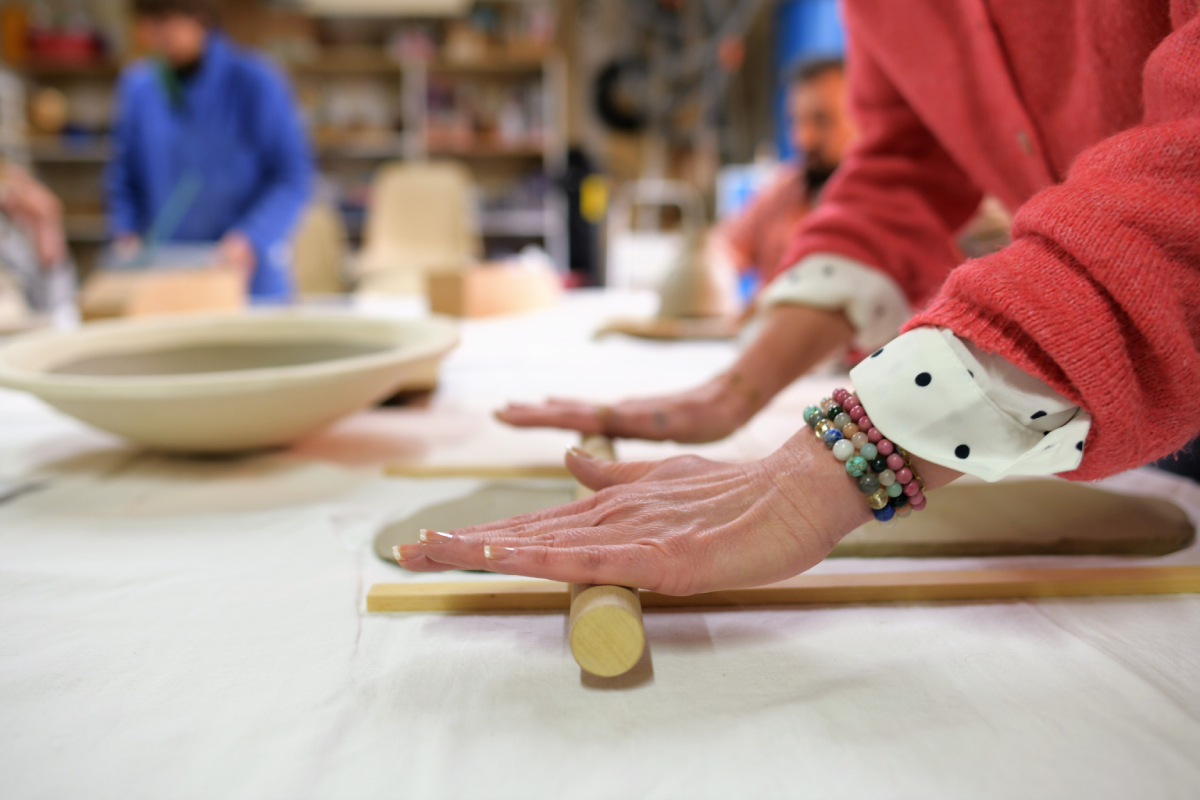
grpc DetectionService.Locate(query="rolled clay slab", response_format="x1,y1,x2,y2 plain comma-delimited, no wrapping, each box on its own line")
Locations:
375,478,1194,562
833,478,1195,558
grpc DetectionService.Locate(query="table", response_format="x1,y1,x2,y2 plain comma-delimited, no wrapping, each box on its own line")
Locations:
2,290,1199,799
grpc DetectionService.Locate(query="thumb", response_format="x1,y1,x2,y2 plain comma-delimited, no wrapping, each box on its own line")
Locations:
565,448,660,491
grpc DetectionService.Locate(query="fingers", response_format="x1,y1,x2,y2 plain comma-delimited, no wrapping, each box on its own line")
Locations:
480,542,671,590
566,448,661,490
392,543,461,573
413,521,611,570
399,534,677,590
569,450,726,488
444,494,599,539
495,402,605,434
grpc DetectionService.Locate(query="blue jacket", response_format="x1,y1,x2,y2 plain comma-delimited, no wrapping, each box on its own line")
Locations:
107,32,314,300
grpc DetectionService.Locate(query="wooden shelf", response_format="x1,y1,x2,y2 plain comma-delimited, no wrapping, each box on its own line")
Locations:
21,59,122,78
316,139,405,160
427,57,547,76
30,138,111,163
287,56,400,76
426,144,544,159
480,208,547,237
64,214,109,243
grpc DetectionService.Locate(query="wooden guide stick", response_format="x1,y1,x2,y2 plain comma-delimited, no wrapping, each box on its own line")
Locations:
567,435,646,678
366,565,1200,612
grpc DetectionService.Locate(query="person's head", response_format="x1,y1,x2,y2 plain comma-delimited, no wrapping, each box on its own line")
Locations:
787,57,855,192
133,0,214,67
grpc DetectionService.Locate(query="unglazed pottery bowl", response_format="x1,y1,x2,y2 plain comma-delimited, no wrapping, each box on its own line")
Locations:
0,310,458,453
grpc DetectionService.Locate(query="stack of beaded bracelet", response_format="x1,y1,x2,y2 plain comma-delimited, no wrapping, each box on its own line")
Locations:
803,387,927,525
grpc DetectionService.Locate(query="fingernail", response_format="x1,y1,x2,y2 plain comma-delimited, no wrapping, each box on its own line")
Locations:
393,543,424,563
568,446,594,459
483,545,517,561
419,529,453,544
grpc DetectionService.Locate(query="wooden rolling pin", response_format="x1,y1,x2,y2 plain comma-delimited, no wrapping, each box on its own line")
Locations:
568,435,646,678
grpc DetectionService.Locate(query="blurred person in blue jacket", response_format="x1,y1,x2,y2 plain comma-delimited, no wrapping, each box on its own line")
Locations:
107,0,314,301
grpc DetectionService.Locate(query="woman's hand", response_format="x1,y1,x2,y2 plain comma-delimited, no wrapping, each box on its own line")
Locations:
0,163,66,268
394,429,876,594
496,305,857,444
217,231,256,282
495,376,754,443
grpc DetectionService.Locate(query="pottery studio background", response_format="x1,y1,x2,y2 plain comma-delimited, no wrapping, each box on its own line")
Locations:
0,0,852,317
2,1,1200,799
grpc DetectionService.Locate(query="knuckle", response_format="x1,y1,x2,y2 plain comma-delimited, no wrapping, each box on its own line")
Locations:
580,547,607,571
530,530,562,546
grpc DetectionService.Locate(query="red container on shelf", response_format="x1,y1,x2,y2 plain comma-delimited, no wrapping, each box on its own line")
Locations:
27,30,102,65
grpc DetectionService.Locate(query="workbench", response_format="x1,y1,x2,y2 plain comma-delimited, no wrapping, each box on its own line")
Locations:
1,290,1198,799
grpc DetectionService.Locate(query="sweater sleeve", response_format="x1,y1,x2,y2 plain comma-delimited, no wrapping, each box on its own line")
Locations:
228,64,314,275
778,24,983,308
105,70,144,238
908,4,1200,481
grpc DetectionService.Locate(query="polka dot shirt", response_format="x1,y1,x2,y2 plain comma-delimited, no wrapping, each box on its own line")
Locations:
763,254,1091,481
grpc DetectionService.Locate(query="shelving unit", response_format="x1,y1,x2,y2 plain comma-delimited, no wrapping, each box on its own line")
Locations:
10,57,115,273
402,50,567,268
7,0,569,275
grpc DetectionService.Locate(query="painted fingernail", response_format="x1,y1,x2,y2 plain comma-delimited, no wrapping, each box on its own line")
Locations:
484,545,517,561
568,446,594,459
419,529,453,544
394,543,423,563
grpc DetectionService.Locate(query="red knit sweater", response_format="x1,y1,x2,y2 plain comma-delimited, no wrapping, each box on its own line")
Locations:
783,0,1200,480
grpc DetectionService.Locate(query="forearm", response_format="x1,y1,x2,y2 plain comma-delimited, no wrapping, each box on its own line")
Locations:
720,303,854,416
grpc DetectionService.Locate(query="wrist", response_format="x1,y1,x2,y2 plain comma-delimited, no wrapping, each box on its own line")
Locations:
768,428,874,548
713,370,763,424
804,388,938,523
743,304,855,393
908,453,962,492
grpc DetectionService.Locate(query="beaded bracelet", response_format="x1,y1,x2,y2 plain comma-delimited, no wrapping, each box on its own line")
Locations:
803,387,926,525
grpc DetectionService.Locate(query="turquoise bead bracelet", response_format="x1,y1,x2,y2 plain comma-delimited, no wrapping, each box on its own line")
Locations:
803,387,927,525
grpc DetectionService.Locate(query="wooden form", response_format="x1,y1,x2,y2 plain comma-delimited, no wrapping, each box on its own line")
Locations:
367,565,1200,612
427,264,561,318
80,268,245,320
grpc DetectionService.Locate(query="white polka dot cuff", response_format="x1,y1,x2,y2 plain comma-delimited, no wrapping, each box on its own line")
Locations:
850,327,1091,482
759,253,911,351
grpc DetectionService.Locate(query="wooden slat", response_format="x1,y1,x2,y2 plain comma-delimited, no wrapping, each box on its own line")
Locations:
369,580,570,611
366,565,1200,613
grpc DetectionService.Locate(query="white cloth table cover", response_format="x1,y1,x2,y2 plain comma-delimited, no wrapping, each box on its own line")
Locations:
1,290,1198,799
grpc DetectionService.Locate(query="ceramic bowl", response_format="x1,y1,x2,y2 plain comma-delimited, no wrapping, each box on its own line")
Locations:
0,310,458,453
